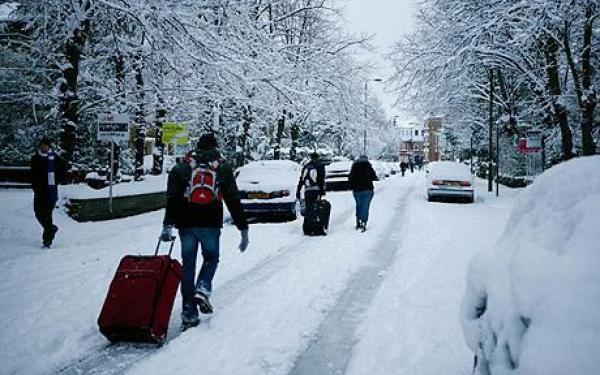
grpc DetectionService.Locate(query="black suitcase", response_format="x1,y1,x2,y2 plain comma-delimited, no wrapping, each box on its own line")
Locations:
303,199,331,235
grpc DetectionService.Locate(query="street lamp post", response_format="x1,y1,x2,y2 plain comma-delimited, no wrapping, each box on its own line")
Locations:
363,78,383,156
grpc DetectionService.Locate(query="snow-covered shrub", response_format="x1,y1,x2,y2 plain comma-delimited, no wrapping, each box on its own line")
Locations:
461,156,600,375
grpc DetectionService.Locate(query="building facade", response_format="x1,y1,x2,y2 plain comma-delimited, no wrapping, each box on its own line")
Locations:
424,117,443,162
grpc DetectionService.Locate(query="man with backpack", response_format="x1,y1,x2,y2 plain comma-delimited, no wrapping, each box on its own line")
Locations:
161,133,249,328
296,152,329,235
296,152,326,209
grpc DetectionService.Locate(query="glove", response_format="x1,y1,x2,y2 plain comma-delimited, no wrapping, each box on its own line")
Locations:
161,225,174,242
239,229,249,253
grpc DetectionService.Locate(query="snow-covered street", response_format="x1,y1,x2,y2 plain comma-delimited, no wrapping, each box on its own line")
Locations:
0,172,517,375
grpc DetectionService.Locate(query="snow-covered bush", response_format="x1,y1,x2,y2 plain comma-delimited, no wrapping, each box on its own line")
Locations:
461,156,600,375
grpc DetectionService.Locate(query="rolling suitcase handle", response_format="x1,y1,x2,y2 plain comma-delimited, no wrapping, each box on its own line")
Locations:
155,237,176,256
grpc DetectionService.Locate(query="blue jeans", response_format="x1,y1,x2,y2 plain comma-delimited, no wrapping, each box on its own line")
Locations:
353,190,374,223
179,228,221,316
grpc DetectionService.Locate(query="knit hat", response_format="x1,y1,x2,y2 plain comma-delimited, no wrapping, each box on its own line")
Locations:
39,137,52,147
197,133,218,150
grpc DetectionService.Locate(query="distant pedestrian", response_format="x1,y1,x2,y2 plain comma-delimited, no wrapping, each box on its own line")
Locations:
31,137,64,248
161,133,249,329
296,151,326,211
400,161,408,177
410,160,415,173
348,156,377,232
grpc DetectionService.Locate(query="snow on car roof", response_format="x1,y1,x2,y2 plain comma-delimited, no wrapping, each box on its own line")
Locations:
242,160,300,170
326,161,353,170
429,161,471,179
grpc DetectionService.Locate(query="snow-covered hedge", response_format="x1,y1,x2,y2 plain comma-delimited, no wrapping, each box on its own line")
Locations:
461,156,600,374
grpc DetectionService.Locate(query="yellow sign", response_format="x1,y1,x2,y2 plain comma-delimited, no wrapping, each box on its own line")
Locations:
162,122,189,145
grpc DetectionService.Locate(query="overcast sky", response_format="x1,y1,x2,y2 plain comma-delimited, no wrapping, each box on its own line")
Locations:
341,0,418,121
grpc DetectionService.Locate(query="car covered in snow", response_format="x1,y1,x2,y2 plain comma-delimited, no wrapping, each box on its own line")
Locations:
236,160,301,220
325,160,354,191
460,156,600,375
426,161,474,203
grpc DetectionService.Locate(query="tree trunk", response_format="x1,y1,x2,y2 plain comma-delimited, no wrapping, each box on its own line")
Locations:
58,3,91,179
236,105,251,167
133,40,146,180
273,110,286,160
545,36,573,160
581,4,597,155
290,112,299,161
152,107,166,175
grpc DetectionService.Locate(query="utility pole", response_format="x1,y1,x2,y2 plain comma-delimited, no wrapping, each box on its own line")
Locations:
470,133,474,174
496,122,500,197
488,68,494,193
364,81,367,156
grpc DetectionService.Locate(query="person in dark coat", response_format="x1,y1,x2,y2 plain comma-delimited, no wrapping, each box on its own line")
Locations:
348,156,377,232
31,137,63,248
400,161,408,177
296,151,326,209
161,133,249,328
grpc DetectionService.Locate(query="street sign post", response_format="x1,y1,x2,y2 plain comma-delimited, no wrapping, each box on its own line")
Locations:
97,113,130,213
519,131,544,185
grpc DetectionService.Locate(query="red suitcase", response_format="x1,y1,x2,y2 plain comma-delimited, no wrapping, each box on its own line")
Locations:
98,239,182,345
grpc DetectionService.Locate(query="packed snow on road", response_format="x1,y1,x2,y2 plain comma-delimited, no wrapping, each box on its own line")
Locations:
3,157,594,375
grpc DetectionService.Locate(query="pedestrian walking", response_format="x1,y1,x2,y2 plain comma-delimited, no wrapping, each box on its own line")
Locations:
400,161,408,177
31,137,64,248
161,133,249,328
296,151,326,212
410,160,415,173
348,156,377,232
296,152,330,235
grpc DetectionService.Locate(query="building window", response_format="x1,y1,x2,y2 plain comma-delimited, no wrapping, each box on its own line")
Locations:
415,130,419,136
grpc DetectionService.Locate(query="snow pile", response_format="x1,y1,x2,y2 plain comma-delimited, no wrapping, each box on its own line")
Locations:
461,156,600,374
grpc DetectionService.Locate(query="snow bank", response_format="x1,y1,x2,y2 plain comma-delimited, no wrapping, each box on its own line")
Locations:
61,174,167,200
461,156,600,374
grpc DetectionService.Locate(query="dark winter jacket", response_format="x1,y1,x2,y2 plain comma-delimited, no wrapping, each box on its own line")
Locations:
348,159,377,192
296,159,326,198
31,150,64,201
163,149,248,230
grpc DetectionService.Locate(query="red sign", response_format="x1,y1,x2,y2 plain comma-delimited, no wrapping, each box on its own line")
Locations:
518,138,527,154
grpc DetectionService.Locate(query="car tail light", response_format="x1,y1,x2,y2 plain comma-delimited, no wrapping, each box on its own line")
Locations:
432,179,443,185
460,181,472,187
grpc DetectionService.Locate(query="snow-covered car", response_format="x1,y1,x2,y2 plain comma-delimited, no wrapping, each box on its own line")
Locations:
386,162,400,175
461,156,600,375
236,160,301,220
426,161,474,203
370,160,387,181
325,160,354,191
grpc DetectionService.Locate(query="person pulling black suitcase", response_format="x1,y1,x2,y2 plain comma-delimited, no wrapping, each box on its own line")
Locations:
303,197,331,236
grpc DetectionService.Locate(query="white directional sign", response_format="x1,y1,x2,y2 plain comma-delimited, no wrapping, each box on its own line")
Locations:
526,130,542,152
98,113,130,142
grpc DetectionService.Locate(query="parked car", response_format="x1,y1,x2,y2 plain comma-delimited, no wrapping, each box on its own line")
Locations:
426,161,474,203
236,160,301,220
370,160,387,181
325,160,353,191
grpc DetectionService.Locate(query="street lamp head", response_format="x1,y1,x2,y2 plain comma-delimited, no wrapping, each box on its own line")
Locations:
373,78,383,82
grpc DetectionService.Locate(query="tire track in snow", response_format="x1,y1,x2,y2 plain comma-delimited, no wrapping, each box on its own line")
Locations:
54,183,393,375
288,180,415,375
